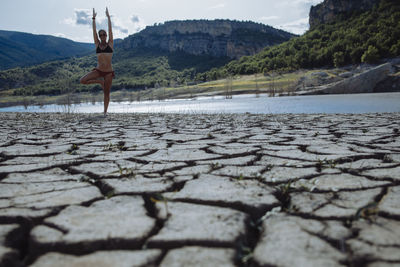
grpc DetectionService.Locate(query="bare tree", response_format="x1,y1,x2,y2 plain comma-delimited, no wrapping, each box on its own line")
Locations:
255,73,260,98
225,76,233,99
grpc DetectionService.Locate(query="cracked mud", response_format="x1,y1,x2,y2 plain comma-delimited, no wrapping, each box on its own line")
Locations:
0,112,399,267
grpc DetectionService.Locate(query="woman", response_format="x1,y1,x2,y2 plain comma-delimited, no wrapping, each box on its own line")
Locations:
80,7,114,115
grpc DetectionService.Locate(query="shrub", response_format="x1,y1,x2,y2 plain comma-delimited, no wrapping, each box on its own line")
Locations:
390,40,400,56
333,51,345,67
361,45,380,63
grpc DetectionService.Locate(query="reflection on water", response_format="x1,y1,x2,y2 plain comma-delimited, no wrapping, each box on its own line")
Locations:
1,93,400,114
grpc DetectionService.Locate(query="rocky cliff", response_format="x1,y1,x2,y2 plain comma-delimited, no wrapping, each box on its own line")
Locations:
120,20,295,59
309,0,380,28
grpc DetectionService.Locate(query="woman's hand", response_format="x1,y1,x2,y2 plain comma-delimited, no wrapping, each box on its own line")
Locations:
105,7,113,44
92,8,98,45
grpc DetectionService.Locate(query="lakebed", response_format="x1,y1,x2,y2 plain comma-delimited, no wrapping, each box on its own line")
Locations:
0,112,399,266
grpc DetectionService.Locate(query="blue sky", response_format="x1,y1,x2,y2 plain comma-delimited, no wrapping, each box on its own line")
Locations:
0,0,323,43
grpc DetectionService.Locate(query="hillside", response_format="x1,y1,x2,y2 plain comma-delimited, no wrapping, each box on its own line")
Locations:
0,20,293,97
200,0,400,80
119,20,295,59
0,48,211,96
0,30,93,70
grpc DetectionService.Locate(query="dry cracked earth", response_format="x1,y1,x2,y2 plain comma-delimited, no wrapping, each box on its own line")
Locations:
0,112,399,267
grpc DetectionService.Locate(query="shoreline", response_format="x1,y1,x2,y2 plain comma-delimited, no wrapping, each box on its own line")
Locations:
2,85,400,110
1,92,399,114
1,61,399,110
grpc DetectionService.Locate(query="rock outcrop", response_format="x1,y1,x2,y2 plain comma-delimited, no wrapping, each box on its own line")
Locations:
120,20,295,59
301,63,393,95
309,0,380,28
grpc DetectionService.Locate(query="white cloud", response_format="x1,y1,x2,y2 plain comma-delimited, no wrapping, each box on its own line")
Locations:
130,15,146,32
54,33,67,38
63,9,134,39
272,0,323,16
131,15,140,23
210,3,226,9
278,0,322,5
110,17,129,35
260,16,280,21
62,17,75,26
62,9,92,27
278,17,309,35
75,9,92,26
266,0,323,34
307,0,324,5
77,36,93,43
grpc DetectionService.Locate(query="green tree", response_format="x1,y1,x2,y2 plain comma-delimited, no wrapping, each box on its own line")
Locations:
361,45,380,63
350,47,364,63
333,51,345,67
390,40,400,56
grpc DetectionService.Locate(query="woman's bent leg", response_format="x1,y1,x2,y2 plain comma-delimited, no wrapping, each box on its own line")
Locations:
80,70,104,88
103,74,113,114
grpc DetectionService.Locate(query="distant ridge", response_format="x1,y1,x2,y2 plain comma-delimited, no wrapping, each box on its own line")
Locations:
120,19,295,59
0,30,93,70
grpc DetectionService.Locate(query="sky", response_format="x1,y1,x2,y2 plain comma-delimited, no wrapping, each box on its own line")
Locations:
0,0,323,43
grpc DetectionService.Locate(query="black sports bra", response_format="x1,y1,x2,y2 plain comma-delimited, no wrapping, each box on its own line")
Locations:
96,44,113,54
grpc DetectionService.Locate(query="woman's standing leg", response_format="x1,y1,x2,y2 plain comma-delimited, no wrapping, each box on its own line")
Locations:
103,73,113,114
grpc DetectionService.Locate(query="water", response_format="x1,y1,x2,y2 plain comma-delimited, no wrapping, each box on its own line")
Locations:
1,92,399,114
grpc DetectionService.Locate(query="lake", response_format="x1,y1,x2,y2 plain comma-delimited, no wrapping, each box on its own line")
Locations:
1,92,400,114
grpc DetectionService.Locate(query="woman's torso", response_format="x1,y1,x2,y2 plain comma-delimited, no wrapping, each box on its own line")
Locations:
96,43,113,72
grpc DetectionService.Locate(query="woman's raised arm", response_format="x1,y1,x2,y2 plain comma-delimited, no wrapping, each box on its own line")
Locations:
92,8,99,46
106,7,113,46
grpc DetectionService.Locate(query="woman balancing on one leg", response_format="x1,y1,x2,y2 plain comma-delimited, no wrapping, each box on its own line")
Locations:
80,7,114,116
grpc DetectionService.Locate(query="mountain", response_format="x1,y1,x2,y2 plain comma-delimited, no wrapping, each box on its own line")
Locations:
200,0,400,79
0,30,93,70
309,0,379,28
119,20,295,59
0,20,294,96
